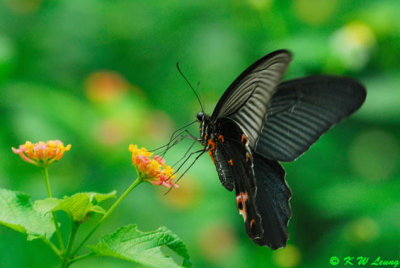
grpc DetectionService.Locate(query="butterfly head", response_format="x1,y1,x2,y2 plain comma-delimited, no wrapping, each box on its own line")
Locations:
197,112,213,146
196,111,205,122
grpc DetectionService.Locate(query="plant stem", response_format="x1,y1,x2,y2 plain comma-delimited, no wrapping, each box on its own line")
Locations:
41,237,62,259
72,177,142,256
43,167,65,252
61,222,79,268
68,252,96,265
66,223,79,257
43,167,52,197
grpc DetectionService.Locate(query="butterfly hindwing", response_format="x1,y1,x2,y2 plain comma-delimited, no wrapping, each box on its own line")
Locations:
252,153,292,249
213,118,264,241
212,118,292,248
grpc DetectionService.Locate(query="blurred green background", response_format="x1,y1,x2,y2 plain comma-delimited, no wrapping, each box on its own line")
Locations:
1,0,400,267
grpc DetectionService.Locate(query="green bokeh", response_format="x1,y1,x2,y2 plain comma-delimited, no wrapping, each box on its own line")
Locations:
1,0,399,267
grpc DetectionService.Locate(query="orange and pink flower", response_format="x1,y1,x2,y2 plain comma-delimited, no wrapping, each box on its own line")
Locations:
128,144,178,188
12,140,71,167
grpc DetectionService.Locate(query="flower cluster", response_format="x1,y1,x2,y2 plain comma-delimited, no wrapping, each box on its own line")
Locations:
129,144,178,188
12,140,71,167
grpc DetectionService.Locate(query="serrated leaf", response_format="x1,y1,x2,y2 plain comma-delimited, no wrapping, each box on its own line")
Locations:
89,224,191,268
44,191,116,222
0,188,55,240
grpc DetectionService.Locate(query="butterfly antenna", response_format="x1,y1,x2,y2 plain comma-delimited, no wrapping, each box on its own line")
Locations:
176,62,205,113
197,81,206,113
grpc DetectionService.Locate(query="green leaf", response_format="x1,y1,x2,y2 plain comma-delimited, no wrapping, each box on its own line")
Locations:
89,224,191,268
0,188,55,240
37,191,117,223
34,198,61,215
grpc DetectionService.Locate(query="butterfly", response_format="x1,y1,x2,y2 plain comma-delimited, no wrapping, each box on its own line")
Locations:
195,49,366,249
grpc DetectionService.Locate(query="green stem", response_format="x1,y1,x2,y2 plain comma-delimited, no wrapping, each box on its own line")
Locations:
61,223,79,268
72,177,142,256
43,167,65,252
41,237,62,259
43,167,52,197
68,252,96,265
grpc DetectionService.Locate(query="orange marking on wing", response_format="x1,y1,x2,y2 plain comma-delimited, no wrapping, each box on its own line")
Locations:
246,153,251,162
218,135,224,142
241,134,248,144
228,159,233,166
208,150,215,164
241,192,249,202
207,139,216,151
250,219,255,228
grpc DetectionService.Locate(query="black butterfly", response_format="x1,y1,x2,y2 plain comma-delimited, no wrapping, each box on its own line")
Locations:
195,49,366,249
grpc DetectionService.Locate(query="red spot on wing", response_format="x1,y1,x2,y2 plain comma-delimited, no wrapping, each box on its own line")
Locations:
228,159,233,166
246,153,251,162
218,135,224,142
236,192,249,221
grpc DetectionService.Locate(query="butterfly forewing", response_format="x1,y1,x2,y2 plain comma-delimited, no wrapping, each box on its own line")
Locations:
211,50,292,148
256,75,367,162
